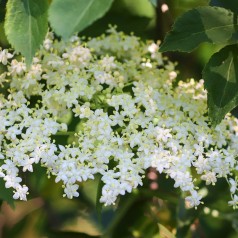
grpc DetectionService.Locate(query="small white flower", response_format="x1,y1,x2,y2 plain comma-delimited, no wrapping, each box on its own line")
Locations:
148,43,158,53
100,188,117,206
13,185,28,200
100,56,116,71
228,195,238,208
22,157,35,172
229,178,237,194
185,191,202,208
10,59,26,76
0,49,13,65
64,184,79,199
201,172,217,185
155,127,172,143
141,62,152,68
169,71,177,80
43,39,53,50
4,175,22,188
0,153,4,159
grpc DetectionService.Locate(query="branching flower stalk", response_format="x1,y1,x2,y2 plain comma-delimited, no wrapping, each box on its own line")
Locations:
1,27,238,208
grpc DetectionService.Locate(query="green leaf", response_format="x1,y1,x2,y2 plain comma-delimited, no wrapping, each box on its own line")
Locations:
160,6,238,52
4,0,48,66
149,0,157,7
210,0,238,14
203,45,238,125
49,0,114,39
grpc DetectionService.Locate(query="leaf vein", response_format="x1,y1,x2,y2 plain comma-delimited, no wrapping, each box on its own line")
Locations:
72,0,94,36
219,57,234,108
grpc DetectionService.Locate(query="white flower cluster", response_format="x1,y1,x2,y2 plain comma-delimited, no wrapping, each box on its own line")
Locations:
1,27,238,208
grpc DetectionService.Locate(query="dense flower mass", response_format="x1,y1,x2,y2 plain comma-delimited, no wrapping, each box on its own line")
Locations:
1,27,238,208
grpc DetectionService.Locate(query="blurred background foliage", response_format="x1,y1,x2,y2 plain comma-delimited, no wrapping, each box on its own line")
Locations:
0,0,237,237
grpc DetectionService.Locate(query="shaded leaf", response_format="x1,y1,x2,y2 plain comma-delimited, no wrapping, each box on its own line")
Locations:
82,13,152,40
0,0,7,22
210,0,238,14
219,211,238,232
49,0,114,39
0,179,15,208
160,6,238,52
176,198,201,238
5,0,48,66
96,175,103,221
105,193,138,237
203,45,238,125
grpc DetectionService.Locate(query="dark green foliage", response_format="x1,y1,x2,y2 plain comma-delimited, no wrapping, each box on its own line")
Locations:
210,0,238,14
160,3,238,125
0,179,15,208
203,45,238,125
160,7,238,52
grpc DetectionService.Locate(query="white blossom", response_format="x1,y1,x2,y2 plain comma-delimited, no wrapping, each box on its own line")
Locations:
0,29,237,209
13,185,28,200
0,49,13,65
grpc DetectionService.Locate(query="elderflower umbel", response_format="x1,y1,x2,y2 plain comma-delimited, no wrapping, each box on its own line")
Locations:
0,28,238,209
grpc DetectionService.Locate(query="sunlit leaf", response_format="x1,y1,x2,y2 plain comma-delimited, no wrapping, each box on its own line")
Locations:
203,45,238,125
160,6,238,52
49,0,114,39
5,0,48,66
158,224,175,238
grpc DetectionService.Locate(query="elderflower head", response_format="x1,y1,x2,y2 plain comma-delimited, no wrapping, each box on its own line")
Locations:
0,28,238,209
